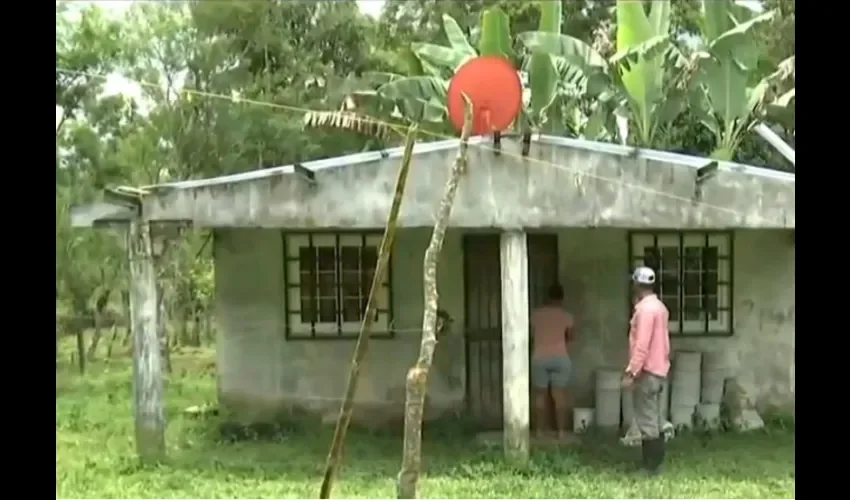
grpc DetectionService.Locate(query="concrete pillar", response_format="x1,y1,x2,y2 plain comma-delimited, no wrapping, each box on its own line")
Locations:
128,219,166,462
500,230,530,464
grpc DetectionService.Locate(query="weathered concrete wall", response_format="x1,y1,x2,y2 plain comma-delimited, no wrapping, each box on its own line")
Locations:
214,228,467,425
146,137,794,229
214,227,795,425
557,228,795,411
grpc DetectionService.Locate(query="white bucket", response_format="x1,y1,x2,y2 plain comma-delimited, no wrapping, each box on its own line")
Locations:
573,408,595,433
696,403,721,429
700,376,726,404
595,370,622,428
596,369,621,390
670,404,695,429
701,351,727,370
621,388,635,426
700,351,729,404
674,351,703,373
670,379,701,409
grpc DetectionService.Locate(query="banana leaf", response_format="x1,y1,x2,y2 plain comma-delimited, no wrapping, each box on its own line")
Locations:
527,0,562,132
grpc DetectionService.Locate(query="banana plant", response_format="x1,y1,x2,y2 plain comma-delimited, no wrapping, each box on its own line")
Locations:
523,1,562,134
614,0,679,147
306,4,569,139
759,55,795,132
379,4,567,136
518,0,683,147
687,0,777,160
304,14,470,138
413,14,481,76
303,63,449,140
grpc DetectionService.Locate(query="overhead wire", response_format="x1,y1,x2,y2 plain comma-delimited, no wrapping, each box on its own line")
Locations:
56,67,790,226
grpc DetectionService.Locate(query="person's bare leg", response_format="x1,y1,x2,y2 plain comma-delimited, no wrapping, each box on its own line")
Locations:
551,388,568,439
534,390,549,439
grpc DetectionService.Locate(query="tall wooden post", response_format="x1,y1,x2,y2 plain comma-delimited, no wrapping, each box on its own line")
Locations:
500,230,530,464
127,219,166,462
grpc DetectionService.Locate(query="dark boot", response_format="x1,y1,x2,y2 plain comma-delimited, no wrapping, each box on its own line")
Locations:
645,437,665,476
638,438,651,471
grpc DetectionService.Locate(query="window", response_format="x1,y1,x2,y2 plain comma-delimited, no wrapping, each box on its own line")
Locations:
629,232,733,335
283,233,392,338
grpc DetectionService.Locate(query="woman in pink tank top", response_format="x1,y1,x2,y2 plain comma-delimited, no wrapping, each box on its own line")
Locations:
530,283,575,439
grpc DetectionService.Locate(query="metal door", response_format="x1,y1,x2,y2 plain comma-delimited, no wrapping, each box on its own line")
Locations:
463,233,559,429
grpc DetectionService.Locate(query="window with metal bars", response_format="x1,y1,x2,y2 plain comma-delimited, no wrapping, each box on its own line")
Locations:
283,232,393,339
628,231,734,336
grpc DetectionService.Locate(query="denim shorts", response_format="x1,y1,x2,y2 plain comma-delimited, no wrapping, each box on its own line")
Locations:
531,355,572,389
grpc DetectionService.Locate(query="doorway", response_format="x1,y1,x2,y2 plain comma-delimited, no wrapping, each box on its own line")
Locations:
462,233,559,429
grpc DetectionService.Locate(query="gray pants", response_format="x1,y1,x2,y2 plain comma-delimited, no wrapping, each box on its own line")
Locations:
633,372,666,439
531,355,572,389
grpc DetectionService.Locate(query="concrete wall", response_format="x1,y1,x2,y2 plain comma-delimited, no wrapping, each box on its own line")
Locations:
144,137,794,229
213,227,794,425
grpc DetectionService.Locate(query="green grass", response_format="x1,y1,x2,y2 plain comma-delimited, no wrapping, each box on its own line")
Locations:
57,346,794,499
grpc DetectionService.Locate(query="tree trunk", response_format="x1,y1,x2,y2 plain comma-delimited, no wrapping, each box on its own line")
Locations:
319,125,420,500
87,314,103,360
75,329,86,375
203,312,214,344
397,96,474,499
106,325,120,358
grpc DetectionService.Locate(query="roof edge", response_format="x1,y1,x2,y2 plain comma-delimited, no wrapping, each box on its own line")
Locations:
151,137,488,191
536,135,795,182
119,134,793,193
70,203,136,228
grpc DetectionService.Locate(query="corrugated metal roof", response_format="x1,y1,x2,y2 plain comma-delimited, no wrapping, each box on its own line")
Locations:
536,136,795,182
143,134,794,192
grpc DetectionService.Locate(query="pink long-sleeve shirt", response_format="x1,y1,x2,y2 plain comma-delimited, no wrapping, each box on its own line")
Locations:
627,294,670,378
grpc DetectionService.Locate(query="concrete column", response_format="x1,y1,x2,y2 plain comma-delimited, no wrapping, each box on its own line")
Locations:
500,230,530,464
128,219,166,462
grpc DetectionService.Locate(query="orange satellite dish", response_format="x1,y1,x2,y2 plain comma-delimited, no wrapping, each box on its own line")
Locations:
447,56,522,136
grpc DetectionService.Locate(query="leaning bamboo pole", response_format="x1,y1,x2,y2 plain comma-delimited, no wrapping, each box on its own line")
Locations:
396,95,473,499
319,125,420,499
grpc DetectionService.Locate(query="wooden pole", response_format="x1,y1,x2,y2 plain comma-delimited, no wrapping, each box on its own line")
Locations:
319,125,419,499
396,95,473,499
500,230,531,464
127,219,166,462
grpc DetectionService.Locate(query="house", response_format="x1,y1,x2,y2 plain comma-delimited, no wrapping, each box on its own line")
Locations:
71,135,795,436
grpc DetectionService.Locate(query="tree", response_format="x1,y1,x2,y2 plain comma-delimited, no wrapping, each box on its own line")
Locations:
56,2,129,367
56,0,392,363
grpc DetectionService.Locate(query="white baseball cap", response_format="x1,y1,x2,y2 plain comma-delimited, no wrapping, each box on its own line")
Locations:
631,266,656,285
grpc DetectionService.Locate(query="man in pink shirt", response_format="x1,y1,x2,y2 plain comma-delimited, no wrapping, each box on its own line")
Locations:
530,283,575,440
622,266,670,475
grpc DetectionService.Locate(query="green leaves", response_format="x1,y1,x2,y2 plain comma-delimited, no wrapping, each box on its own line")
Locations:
693,0,778,160
377,76,449,124
412,43,467,75
527,1,562,132
518,32,607,72
614,0,673,147
477,7,512,59
411,13,481,75
441,13,477,61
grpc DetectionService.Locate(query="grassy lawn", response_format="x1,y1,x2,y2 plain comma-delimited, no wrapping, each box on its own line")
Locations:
56,346,794,499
